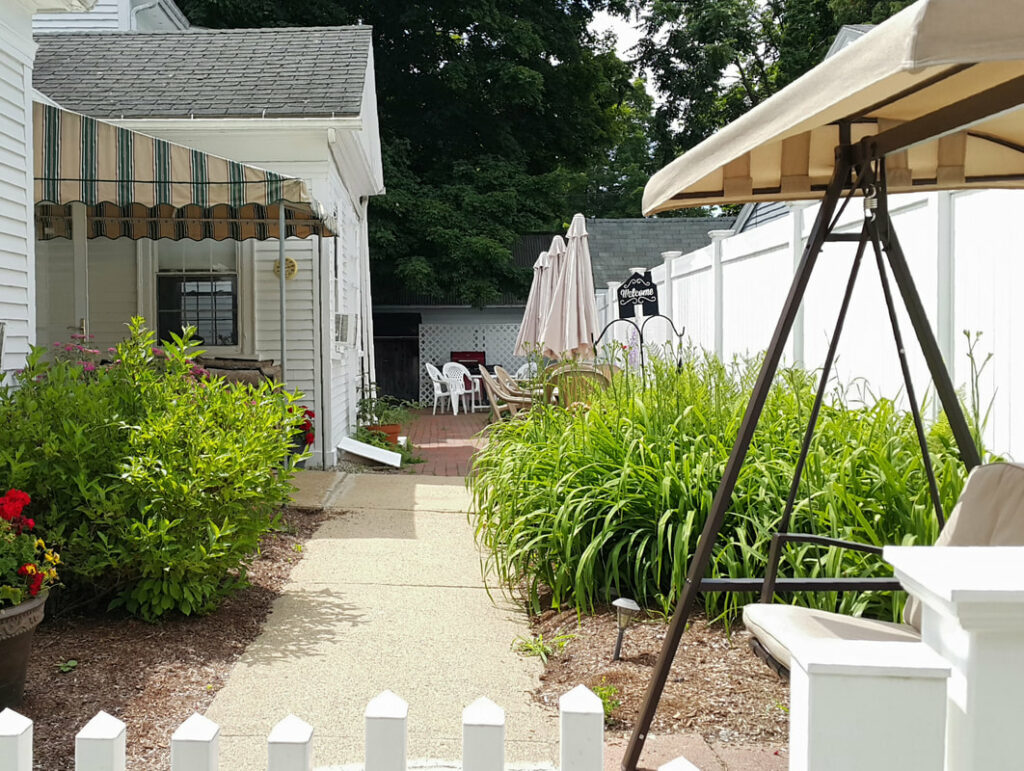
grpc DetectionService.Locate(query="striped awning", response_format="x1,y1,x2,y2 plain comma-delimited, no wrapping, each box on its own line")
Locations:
33,102,335,241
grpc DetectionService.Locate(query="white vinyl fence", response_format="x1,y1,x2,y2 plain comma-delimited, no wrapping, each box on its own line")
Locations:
601,189,1024,459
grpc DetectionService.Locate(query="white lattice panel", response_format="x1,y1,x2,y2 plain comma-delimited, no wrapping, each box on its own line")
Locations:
419,323,526,403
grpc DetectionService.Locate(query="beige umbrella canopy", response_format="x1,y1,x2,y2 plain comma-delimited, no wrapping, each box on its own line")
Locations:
545,235,567,287
643,0,1024,214
539,214,599,360
513,250,551,357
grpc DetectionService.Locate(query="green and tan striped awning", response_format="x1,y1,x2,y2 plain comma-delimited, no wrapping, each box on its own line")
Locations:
33,102,335,241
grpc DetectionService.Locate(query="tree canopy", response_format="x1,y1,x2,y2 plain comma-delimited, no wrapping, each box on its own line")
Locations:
179,0,638,306
178,0,907,305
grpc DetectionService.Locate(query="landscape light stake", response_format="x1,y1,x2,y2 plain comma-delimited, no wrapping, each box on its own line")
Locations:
612,598,641,661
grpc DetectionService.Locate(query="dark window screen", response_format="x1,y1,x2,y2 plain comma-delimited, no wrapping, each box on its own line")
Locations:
157,275,238,347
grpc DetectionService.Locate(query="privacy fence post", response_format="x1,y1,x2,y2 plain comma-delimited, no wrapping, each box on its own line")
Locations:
365,690,408,771
660,251,681,327
171,713,219,771
267,715,313,771
708,229,733,360
462,697,504,771
0,708,32,771
559,685,603,771
75,711,126,771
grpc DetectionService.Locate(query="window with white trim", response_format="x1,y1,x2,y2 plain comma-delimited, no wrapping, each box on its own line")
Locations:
156,239,240,348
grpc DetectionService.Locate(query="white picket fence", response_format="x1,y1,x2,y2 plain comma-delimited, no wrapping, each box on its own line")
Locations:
0,684,696,771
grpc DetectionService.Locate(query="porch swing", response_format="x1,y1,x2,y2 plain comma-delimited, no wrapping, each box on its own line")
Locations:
619,1,1024,768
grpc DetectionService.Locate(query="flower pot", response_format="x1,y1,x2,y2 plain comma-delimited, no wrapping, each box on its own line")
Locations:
0,593,47,709
290,434,310,469
367,423,401,445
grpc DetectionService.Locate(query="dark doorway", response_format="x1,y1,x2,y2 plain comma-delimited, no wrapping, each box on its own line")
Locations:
374,313,421,401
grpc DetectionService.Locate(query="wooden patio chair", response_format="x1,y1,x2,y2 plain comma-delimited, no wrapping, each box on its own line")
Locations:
478,367,532,420
494,366,533,399
742,462,1024,678
551,367,610,408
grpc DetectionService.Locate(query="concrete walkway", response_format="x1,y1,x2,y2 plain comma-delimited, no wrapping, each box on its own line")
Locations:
206,473,558,770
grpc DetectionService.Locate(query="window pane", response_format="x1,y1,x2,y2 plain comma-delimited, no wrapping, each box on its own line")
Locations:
157,275,238,346
157,239,237,273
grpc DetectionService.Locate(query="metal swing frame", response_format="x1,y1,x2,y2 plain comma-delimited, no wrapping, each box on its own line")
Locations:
618,91,1010,766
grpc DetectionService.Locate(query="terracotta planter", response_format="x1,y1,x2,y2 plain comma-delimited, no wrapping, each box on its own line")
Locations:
367,423,401,445
0,593,47,709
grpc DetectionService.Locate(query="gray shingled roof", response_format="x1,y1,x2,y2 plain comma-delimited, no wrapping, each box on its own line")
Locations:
587,217,734,287
33,27,371,119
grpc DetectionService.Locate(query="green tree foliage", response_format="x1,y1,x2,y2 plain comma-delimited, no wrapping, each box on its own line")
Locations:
178,0,637,306
631,0,905,155
828,0,911,25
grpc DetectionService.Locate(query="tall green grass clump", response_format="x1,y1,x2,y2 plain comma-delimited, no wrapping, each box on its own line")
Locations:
471,347,990,622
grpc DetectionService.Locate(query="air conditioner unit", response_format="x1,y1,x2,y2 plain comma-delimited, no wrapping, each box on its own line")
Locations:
334,313,357,346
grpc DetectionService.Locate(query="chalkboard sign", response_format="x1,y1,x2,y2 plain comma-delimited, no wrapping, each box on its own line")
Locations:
617,271,659,319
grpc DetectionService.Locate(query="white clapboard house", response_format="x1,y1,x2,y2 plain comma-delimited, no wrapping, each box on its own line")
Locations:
3,1,385,468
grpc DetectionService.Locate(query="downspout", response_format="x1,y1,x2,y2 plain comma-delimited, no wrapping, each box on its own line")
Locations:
317,233,327,468
279,203,287,382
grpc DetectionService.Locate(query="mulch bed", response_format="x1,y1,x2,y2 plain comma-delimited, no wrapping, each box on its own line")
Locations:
530,605,790,745
18,506,328,771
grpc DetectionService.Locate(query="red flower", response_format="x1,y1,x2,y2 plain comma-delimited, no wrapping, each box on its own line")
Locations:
16,564,31,577
28,572,43,596
0,489,30,521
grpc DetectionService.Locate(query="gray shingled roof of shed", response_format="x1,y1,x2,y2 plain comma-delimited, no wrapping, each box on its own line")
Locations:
587,217,734,287
33,27,371,119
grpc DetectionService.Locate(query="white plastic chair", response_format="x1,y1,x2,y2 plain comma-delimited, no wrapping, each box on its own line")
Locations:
442,362,480,415
424,363,451,415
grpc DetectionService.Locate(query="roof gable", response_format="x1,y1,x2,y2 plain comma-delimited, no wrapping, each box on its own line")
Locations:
33,26,371,119
586,217,733,286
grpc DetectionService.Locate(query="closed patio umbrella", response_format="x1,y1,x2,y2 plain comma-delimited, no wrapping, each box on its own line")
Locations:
513,250,550,356
542,235,566,315
539,214,599,360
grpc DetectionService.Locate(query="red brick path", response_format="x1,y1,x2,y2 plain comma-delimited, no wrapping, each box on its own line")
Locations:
405,408,489,476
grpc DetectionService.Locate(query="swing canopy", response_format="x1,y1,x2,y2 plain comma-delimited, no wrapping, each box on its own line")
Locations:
643,0,1024,214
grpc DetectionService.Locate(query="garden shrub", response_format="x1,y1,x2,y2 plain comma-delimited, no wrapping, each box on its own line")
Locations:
0,318,306,620
470,348,995,623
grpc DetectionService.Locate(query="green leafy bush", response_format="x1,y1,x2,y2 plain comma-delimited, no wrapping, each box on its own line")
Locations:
470,348,994,623
0,318,306,620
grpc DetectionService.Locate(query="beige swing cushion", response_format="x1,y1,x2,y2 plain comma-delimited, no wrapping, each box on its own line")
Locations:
743,463,1024,669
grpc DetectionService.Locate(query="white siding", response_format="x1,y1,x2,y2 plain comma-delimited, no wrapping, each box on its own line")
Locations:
87,240,136,350
254,237,317,408
34,0,189,32
0,9,36,375
34,237,73,347
330,191,361,448
34,0,122,32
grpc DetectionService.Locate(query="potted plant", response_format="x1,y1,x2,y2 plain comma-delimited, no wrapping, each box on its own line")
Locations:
0,489,60,708
357,393,411,446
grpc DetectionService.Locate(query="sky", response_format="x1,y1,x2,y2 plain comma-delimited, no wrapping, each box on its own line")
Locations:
589,10,645,61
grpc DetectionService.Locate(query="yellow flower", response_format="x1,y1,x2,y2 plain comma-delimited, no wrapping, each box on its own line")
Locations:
45,551,59,564
23,564,36,575
35,538,45,550
45,569,57,580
